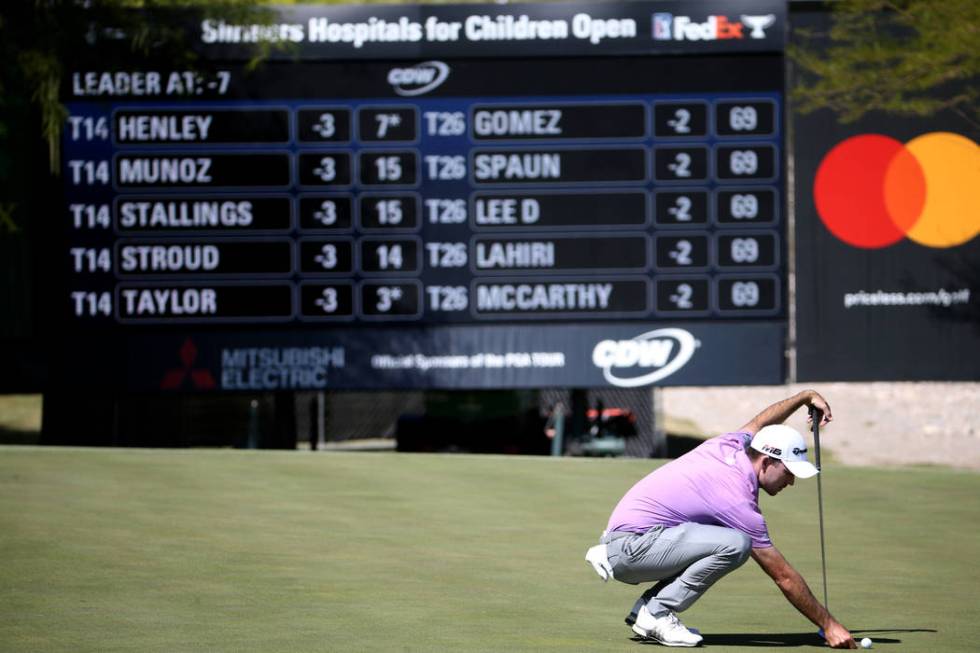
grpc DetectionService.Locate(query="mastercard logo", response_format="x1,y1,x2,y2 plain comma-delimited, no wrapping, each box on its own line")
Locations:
813,132,980,249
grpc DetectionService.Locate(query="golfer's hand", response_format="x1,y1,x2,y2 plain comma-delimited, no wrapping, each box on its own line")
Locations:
585,544,614,582
823,622,856,648
806,391,832,426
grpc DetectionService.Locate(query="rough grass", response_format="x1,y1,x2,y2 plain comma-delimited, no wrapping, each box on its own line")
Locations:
0,447,977,652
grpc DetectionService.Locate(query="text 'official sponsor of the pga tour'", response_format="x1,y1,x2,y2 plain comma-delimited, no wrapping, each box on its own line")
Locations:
592,328,697,387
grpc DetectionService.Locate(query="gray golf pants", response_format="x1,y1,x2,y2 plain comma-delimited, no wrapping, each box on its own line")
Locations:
601,523,752,618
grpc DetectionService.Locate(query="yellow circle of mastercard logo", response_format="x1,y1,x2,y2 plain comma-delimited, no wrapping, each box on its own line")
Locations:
814,132,980,249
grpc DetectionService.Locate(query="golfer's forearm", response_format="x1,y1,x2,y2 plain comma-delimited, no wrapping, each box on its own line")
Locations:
776,575,833,629
742,391,814,433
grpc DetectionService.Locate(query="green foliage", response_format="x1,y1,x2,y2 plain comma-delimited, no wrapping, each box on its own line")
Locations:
0,0,476,195
0,1,274,176
16,50,67,171
790,0,980,127
0,203,18,235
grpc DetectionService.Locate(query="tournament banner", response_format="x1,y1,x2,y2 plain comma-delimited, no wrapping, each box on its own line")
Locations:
193,1,786,60
118,322,785,391
792,9,979,381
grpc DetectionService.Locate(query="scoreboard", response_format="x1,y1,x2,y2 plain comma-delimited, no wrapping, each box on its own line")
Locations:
59,1,788,391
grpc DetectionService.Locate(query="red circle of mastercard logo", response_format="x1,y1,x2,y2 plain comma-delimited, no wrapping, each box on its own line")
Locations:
814,132,980,249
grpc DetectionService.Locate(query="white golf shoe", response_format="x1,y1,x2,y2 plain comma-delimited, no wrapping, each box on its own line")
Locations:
631,605,703,647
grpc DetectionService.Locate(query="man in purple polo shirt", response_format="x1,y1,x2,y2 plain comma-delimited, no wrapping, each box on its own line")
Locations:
585,390,856,649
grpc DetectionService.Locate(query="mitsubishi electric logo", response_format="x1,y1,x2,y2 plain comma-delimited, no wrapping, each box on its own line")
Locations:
160,337,216,390
652,13,775,41
591,328,697,388
388,61,450,96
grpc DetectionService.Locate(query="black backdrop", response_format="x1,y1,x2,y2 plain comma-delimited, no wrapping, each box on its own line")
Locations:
792,6,980,381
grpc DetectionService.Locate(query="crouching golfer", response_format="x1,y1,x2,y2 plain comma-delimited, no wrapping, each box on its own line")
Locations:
585,391,856,648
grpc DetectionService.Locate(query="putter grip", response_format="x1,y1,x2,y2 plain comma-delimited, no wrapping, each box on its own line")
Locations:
809,406,823,470
809,406,822,432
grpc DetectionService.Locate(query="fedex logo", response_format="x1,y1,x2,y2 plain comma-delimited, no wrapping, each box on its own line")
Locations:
652,14,775,41
676,15,744,40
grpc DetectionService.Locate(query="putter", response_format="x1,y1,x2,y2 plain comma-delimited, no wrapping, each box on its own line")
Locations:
810,406,829,612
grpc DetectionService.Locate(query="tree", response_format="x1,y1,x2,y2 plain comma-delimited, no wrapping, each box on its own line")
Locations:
1,2,274,175
789,0,980,130
0,1,279,237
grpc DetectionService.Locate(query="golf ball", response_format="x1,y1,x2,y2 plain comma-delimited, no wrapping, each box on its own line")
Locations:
860,637,872,649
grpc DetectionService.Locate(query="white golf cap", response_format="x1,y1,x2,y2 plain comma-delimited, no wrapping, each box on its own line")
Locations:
750,424,819,478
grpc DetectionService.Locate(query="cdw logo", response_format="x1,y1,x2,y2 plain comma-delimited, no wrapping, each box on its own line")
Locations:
592,328,697,388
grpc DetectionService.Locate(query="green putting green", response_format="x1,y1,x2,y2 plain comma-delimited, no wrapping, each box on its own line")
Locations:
1,447,977,651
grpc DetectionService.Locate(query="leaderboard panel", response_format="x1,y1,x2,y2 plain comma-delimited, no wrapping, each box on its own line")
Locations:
64,77,784,325
59,0,789,390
